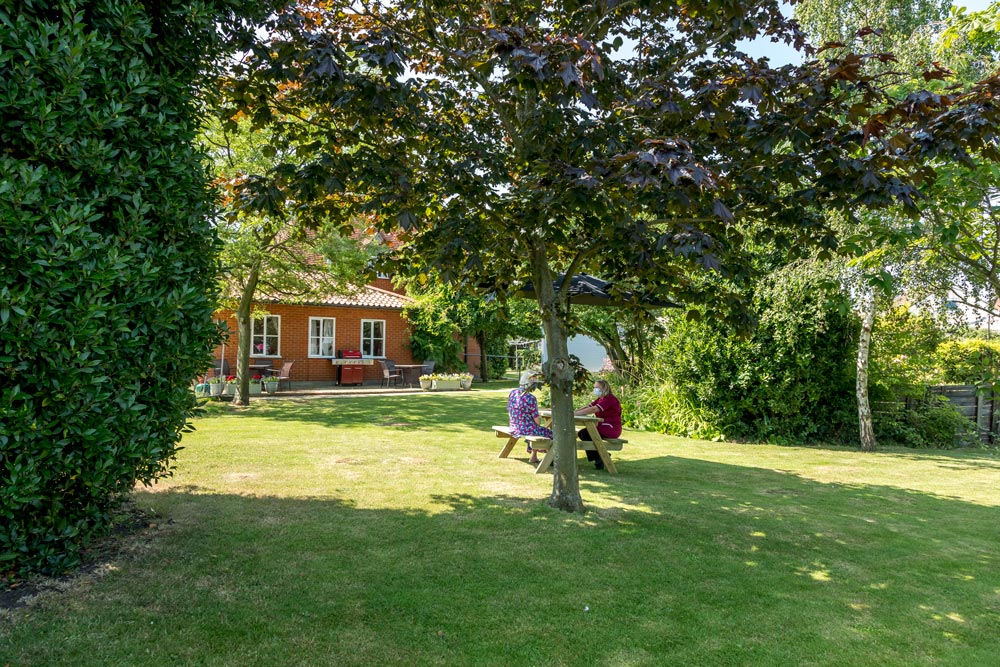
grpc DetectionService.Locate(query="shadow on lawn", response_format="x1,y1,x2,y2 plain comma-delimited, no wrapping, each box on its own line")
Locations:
6,453,999,667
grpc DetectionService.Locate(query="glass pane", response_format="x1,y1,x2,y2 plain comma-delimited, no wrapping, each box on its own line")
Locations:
373,321,384,338
362,321,372,338
321,340,333,357
266,317,279,336
372,339,383,357
310,319,321,337
322,319,335,337
309,338,319,356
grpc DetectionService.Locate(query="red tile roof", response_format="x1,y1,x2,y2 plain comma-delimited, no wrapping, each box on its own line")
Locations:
257,284,412,310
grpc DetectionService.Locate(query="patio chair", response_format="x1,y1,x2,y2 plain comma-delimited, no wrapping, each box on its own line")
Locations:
421,359,436,375
212,358,230,378
378,360,401,387
267,361,294,391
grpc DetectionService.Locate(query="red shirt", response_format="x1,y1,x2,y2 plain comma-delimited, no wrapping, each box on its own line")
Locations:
588,394,622,438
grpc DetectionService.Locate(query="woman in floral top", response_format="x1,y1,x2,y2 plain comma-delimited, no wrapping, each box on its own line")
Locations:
507,370,552,464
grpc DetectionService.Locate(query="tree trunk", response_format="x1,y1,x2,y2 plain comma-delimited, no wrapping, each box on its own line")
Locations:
529,244,584,513
233,266,260,406
857,291,877,452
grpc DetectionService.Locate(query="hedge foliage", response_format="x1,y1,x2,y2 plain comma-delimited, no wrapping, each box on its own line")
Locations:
934,337,1000,385
622,261,858,443
0,0,271,576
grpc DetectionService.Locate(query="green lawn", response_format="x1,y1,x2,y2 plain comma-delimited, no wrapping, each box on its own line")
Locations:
3,391,999,666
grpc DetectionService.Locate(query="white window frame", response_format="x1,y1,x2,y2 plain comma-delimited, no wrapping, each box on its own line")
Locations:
360,319,386,358
251,315,281,358
308,317,337,358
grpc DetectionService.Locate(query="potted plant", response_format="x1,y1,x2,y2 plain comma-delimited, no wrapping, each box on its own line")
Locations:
459,373,473,390
263,376,279,394
207,376,224,397
418,374,433,390
248,373,263,395
223,375,237,397
432,373,462,391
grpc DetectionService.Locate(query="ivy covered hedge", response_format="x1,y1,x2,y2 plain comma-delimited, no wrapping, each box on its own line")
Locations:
0,1,271,576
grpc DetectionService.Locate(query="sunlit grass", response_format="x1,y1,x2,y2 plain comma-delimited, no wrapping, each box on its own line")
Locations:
3,392,999,666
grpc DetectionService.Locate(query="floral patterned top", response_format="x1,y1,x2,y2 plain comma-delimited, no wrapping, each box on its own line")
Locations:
507,388,553,438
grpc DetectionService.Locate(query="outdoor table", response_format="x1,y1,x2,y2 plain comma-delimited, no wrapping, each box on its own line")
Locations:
393,364,425,387
538,409,618,474
248,363,273,377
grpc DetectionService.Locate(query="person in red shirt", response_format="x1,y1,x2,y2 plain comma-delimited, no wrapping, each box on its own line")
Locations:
574,379,622,470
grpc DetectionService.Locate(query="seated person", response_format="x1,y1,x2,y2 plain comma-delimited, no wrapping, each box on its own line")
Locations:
507,370,552,464
574,379,622,470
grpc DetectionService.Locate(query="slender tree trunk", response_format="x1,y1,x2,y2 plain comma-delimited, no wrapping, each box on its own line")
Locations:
529,243,584,513
233,266,260,406
857,291,877,452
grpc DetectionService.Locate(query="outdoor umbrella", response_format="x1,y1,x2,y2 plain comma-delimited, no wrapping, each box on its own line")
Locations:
516,273,680,308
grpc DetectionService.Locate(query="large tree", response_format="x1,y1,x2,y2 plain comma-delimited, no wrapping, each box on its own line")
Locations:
223,1,1000,511
795,0,991,451
203,119,373,405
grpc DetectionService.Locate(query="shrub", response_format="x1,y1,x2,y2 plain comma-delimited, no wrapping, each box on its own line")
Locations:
933,338,1000,386
874,396,980,449
625,261,858,443
0,0,268,577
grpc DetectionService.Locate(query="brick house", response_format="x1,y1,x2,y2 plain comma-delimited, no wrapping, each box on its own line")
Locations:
213,277,483,386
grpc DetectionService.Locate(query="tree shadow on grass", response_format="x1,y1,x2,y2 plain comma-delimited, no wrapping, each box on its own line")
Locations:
4,456,999,667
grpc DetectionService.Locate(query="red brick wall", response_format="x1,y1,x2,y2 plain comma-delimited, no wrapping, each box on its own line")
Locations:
214,302,486,383
214,303,417,384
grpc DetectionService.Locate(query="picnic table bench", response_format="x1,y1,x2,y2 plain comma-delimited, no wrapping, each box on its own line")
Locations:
492,424,626,474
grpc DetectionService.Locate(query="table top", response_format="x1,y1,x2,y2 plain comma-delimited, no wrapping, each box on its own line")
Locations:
539,409,601,422
393,364,425,368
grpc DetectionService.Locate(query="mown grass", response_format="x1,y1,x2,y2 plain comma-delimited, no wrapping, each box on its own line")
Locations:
2,390,999,666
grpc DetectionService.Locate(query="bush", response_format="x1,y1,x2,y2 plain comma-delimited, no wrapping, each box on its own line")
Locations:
485,337,510,379
625,261,858,443
933,338,1000,386
874,396,980,449
0,1,267,577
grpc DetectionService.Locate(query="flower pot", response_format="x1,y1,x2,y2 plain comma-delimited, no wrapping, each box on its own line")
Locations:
223,383,237,397
460,379,472,390
263,381,279,395
248,382,263,396
432,379,460,391
419,379,432,390
209,383,223,397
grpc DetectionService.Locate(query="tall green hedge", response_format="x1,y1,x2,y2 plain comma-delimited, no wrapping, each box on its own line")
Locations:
0,1,269,576
622,261,858,443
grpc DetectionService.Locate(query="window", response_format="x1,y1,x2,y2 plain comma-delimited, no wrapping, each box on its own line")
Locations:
361,319,385,358
251,315,280,357
308,317,336,358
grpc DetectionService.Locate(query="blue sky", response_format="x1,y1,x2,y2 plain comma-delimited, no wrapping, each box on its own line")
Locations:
745,0,995,65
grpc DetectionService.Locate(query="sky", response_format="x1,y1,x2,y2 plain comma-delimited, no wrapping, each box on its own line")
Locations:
744,0,995,65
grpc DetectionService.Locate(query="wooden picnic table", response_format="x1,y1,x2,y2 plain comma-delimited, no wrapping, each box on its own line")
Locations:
493,410,622,474
539,409,618,474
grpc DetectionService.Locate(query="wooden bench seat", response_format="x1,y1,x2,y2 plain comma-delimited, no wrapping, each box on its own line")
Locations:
495,425,626,474
531,439,628,474
494,425,552,458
